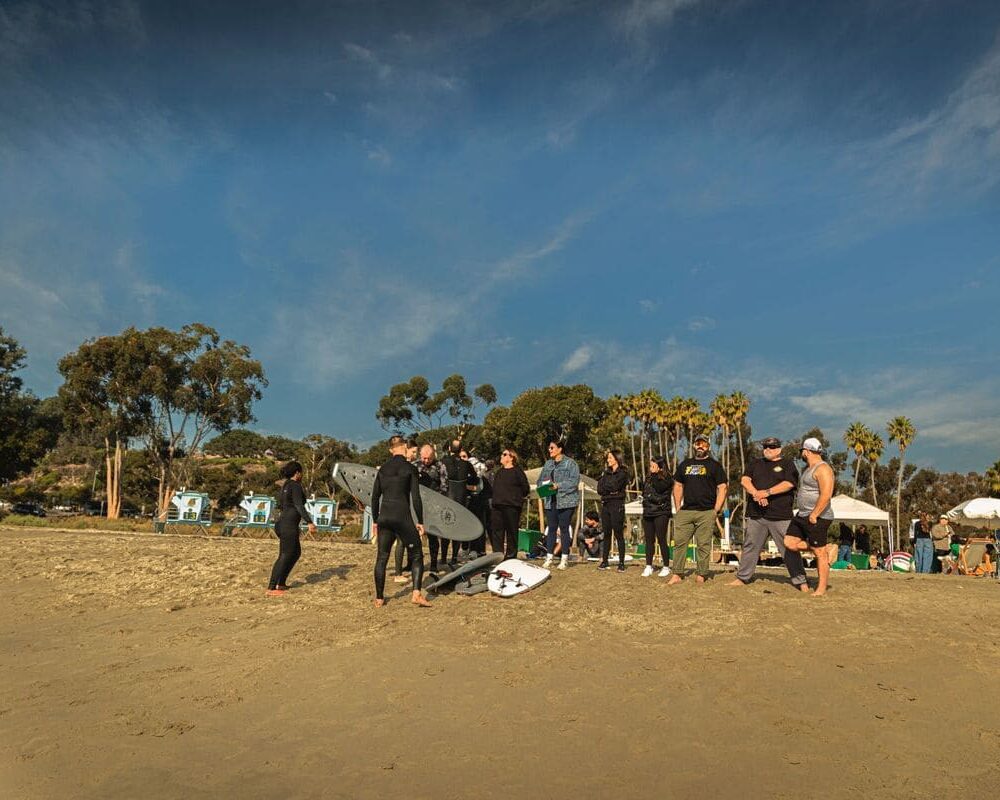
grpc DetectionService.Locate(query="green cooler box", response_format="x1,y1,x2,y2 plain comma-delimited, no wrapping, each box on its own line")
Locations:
850,552,869,570
517,529,542,555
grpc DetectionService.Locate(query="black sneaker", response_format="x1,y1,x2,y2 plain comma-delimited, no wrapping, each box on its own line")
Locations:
616,564,627,572
597,562,610,570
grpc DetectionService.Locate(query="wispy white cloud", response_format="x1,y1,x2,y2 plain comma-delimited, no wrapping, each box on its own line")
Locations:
687,315,715,332
559,344,593,374
343,42,393,81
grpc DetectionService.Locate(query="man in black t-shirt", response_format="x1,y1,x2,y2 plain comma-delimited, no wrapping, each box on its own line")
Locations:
728,436,808,590
667,434,728,584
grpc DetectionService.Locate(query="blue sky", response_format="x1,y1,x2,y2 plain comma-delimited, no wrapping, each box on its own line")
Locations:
1,0,999,472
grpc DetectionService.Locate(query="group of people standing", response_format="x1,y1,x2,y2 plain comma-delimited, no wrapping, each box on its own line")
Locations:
268,430,848,604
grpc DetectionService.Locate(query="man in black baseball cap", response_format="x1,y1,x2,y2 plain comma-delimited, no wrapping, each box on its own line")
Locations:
668,433,727,585
728,437,808,591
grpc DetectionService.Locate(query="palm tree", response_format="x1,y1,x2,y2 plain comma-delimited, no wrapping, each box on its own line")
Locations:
865,431,884,507
667,396,686,470
710,394,731,475
986,460,1000,497
843,421,870,497
730,391,751,525
681,397,701,457
614,395,640,489
887,416,916,552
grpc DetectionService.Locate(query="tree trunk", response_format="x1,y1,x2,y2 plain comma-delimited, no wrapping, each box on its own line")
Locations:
869,462,878,506
672,424,682,471
852,456,861,497
628,423,639,491
736,422,747,530
103,436,121,520
895,453,905,552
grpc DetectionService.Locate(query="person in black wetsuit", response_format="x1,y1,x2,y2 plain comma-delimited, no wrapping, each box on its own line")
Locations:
439,440,477,566
390,438,420,583
267,460,317,595
597,449,630,571
372,436,432,608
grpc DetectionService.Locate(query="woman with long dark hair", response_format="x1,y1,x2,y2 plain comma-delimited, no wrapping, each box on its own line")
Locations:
267,460,317,595
641,456,673,578
538,438,580,571
597,449,630,571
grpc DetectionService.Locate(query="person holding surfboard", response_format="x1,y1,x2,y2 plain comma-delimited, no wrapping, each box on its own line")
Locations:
371,436,432,608
538,439,580,571
597,449,630,571
267,460,317,595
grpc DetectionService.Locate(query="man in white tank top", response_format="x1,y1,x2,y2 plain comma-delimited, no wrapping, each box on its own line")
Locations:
783,437,835,596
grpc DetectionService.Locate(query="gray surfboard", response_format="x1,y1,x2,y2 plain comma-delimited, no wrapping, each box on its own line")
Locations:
332,462,484,543
423,552,505,596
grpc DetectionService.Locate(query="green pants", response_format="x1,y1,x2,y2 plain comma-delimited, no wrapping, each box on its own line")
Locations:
671,509,716,577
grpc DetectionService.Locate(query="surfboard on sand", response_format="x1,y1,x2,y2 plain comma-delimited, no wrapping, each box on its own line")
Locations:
332,462,483,543
488,559,550,597
423,552,504,597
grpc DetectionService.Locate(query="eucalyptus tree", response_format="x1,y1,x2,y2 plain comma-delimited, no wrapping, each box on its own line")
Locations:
887,416,917,545
58,330,150,518
376,374,497,436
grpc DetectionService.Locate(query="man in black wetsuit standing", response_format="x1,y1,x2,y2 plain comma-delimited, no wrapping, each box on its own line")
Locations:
439,440,477,566
371,436,432,608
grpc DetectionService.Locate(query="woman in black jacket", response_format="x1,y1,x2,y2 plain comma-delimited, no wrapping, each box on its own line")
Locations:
641,456,673,578
490,448,530,559
597,449,630,571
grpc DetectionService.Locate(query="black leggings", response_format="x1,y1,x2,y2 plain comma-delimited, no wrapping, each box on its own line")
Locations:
491,506,520,559
601,504,626,566
642,515,669,566
375,519,424,600
269,525,301,589
393,535,413,576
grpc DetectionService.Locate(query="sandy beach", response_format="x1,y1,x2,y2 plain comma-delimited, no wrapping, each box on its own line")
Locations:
2,527,998,799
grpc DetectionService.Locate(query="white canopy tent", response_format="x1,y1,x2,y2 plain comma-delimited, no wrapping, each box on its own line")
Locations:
798,494,894,552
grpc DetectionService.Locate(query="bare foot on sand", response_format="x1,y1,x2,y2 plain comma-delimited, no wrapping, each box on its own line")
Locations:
374,598,386,608
727,578,746,587
799,584,811,593
695,575,706,584
667,574,683,586
812,589,828,597
411,592,432,608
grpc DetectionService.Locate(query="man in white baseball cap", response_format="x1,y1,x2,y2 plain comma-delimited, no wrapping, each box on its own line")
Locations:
783,437,835,596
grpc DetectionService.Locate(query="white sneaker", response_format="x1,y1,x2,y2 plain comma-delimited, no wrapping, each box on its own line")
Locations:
543,555,553,569
557,555,568,570
658,566,671,578
641,565,654,577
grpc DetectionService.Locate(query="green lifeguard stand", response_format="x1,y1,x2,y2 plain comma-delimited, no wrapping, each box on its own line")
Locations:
154,488,213,533
303,495,341,537
223,493,277,538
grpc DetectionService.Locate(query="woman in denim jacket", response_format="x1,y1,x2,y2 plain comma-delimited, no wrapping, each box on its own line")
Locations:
537,439,581,571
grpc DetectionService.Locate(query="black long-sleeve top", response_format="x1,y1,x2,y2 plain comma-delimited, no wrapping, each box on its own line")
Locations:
371,454,423,524
641,472,674,518
491,465,530,508
597,466,629,507
278,478,313,526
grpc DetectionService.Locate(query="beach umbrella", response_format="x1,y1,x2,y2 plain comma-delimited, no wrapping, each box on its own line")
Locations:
946,498,1000,530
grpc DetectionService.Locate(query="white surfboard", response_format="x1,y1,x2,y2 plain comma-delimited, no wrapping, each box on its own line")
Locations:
332,462,484,543
488,559,550,597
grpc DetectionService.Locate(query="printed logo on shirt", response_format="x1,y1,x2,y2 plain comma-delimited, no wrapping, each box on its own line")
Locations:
685,465,708,476
773,465,783,473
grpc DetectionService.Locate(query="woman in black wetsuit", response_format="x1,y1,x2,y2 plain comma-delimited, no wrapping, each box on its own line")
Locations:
267,460,317,596
372,436,432,608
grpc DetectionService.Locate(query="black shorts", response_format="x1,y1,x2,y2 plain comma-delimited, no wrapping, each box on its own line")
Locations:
786,515,832,548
